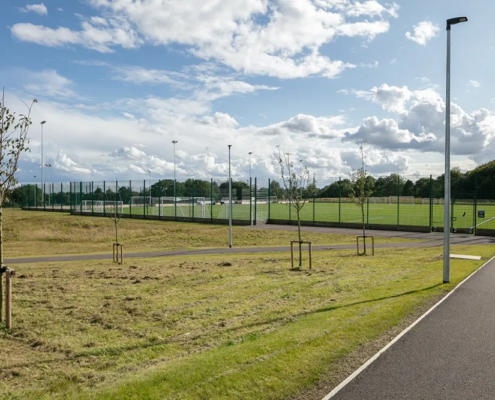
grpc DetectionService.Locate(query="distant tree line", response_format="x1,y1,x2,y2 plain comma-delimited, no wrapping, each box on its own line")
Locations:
10,159,495,207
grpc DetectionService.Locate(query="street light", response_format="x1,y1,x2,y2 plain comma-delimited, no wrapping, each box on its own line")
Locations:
228,145,232,248
444,16,468,284
172,140,178,202
40,121,46,206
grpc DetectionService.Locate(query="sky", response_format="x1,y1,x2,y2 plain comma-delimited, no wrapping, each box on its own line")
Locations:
1,0,494,186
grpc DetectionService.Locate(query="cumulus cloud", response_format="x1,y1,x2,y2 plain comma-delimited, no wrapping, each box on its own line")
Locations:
11,17,142,53
13,0,398,79
468,80,481,89
23,70,80,99
406,21,439,46
342,83,495,158
257,114,346,139
341,148,409,173
19,3,47,15
54,151,92,175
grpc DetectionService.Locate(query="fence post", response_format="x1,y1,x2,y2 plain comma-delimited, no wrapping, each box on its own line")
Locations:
338,177,341,226
43,183,46,210
174,179,177,221
429,175,433,232
474,173,478,235
69,183,71,211
52,183,55,209
60,183,63,211
254,178,257,226
249,177,252,225
192,180,195,221
79,182,82,213
367,197,370,227
158,179,162,218
128,180,131,218
268,179,271,221
397,175,400,229
143,180,146,217
210,179,214,222
103,181,107,216
313,194,316,226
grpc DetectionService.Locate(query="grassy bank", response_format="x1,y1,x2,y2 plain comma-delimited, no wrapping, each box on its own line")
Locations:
1,244,493,399
4,209,419,258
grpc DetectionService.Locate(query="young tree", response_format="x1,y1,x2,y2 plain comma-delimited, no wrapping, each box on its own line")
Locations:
278,150,317,268
347,141,375,255
0,91,36,319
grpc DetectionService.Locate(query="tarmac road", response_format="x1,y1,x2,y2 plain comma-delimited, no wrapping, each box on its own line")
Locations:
330,256,495,400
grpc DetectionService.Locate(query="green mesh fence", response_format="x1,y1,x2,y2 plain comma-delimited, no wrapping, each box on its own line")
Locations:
18,175,495,234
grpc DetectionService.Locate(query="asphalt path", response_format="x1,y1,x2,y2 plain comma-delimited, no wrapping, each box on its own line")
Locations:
330,256,495,400
5,225,495,264
4,241,440,264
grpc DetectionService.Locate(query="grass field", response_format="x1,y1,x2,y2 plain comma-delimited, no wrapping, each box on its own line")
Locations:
72,201,495,231
3,210,418,258
1,244,494,399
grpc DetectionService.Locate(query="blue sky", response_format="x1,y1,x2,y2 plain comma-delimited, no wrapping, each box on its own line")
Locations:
1,0,494,185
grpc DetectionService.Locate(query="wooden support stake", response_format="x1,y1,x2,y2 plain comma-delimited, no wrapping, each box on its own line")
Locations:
290,241,313,269
5,269,14,330
113,243,124,264
356,236,375,256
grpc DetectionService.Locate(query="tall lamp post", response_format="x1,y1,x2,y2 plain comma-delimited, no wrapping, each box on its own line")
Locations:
228,145,233,248
172,140,178,201
40,121,46,206
444,16,468,284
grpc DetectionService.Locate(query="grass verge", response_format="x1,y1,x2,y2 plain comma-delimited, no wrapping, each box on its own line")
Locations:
5,209,420,258
0,244,493,399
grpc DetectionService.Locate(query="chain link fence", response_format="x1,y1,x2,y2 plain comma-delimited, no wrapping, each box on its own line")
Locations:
19,175,495,235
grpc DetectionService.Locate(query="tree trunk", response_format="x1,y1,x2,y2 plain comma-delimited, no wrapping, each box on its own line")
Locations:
297,207,302,267
361,204,366,255
0,207,3,322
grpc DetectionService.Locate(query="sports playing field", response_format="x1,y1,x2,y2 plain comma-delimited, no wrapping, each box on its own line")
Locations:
83,200,495,231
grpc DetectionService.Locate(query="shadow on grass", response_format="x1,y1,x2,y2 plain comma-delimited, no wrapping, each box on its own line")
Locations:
1,283,444,371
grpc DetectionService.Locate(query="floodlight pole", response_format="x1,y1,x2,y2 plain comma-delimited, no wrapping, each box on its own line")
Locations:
40,121,46,206
444,16,468,284
228,145,233,248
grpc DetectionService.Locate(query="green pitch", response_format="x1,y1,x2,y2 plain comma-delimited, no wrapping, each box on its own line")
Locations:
104,201,495,231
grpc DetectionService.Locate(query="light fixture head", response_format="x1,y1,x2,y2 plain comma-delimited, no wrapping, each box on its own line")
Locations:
447,17,468,29
172,140,178,144
40,120,46,125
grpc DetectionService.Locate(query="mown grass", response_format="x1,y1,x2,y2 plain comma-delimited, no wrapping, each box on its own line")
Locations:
1,244,493,399
3,209,419,258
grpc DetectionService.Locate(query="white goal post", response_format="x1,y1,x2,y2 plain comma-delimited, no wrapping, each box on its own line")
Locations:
81,200,124,213
389,196,415,205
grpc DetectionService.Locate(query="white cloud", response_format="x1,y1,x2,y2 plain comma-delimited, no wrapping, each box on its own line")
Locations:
13,0,398,79
405,21,439,46
345,1,399,18
468,80,481,89
343,84,495,159
340,84,412,113
257,114,346,139
11,17,142,53
54,151,92,175
23,70,80,99
20,3,47,15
